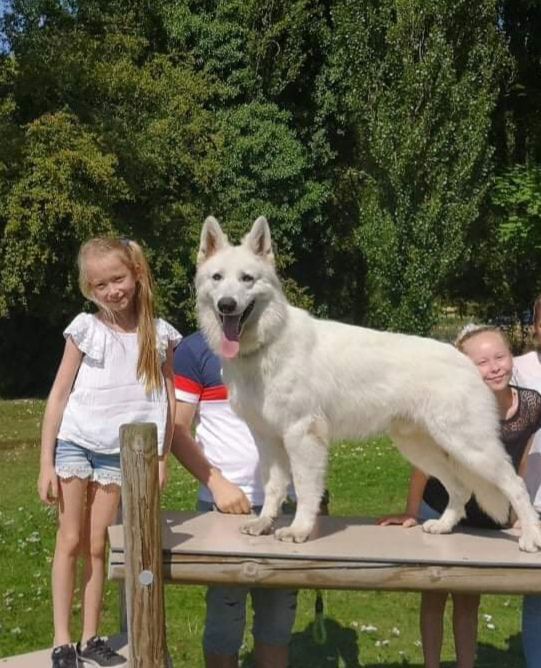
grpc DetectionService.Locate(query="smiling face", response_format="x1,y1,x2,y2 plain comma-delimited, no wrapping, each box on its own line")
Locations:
461,330,513,393
85,251,138,317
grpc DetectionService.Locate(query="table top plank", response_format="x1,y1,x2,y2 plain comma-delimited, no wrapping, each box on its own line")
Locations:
108,511,541,568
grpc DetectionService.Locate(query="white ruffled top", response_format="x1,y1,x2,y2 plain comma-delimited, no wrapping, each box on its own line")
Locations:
57,313,182,455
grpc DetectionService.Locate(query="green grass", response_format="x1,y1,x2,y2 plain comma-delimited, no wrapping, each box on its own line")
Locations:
0,400,525,666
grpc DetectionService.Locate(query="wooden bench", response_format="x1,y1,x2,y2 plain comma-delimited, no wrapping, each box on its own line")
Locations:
108,510,541,594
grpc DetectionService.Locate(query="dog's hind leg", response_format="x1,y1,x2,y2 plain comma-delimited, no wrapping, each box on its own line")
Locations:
241,437,291,537
275,416,329,543
426,420,541,552
441,434,541,552
390,422,471,534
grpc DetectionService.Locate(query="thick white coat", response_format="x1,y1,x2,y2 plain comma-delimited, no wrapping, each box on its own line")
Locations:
196,216,541,551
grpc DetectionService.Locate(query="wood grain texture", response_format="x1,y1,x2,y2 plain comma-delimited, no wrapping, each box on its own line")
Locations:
119,423,168,668
109,511,541,594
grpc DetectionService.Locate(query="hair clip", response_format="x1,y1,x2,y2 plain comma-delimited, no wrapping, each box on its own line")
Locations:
120,238,131,247
454,322,490,347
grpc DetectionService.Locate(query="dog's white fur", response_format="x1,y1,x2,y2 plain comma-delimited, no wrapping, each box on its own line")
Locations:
196,216,541,551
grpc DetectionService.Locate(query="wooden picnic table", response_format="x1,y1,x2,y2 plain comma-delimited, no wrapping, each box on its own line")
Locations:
108,511,541,594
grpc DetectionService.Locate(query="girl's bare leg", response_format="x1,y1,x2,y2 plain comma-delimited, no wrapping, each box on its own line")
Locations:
52,477,88,646
420,591,447,668
452,593,480,668
80,481,121,644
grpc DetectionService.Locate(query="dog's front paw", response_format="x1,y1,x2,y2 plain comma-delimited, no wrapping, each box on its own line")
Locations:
422,518,453,535
518,525,541,553
240,516,274,536
274,526,311,543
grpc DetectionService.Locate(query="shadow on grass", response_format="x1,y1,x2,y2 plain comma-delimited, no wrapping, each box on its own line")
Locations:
240,617,361,668
475,633,524,668
240,622,525,668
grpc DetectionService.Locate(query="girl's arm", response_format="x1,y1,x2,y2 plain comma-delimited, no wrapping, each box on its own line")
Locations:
159,342,176,490
171,401,251,514
519,435,535,479
38,337,83,505
511,435,537,527
377,467,428,527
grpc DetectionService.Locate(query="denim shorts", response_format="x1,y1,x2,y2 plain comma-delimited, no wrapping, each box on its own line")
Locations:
418,500,441,522
55,439,122,487
197,500,298,654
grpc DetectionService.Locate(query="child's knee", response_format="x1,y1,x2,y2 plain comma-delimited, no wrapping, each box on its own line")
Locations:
203,587,247,655
252,589,297,646
56,527,82,557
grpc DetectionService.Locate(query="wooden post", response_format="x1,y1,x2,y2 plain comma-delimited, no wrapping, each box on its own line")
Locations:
120,422,168,668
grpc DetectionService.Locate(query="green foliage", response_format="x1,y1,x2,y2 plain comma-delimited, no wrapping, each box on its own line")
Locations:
496,0,541,165
212,102,329,264
0,111,127,318
159,0,334,304
468,165,541,324
0,0,540,392
327,0,508,334
0,4,222,327
494,164,541,251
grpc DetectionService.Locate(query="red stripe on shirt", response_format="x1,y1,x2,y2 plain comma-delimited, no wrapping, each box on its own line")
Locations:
201,385,229,401
174,375,203,396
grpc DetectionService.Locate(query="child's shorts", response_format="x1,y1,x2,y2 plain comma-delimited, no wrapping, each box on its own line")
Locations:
418,500,441,522
55,439,122,487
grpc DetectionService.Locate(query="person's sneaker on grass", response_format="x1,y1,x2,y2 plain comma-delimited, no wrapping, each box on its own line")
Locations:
51,643,79,668
77,636,127,667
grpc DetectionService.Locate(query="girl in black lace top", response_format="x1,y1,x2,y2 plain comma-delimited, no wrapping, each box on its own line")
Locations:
379,325,541,668
423,384,541,528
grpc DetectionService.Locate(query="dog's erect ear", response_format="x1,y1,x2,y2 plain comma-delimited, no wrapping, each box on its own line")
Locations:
198,216,229,265
243,216,274,264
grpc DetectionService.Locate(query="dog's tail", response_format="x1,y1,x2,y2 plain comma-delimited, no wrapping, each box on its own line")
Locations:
455,464,510,525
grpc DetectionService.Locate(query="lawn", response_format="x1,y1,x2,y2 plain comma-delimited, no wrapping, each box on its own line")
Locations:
0,400,526,666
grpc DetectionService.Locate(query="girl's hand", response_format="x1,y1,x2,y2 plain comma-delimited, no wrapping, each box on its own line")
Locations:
38,465,59,505
377,513,418,528
158,459,168,491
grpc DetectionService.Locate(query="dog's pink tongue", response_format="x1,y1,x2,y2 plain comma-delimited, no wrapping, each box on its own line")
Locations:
221,335,240,359
221,315,241,359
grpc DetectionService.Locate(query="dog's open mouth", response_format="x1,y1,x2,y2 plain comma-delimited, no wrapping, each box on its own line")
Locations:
219,301,255,359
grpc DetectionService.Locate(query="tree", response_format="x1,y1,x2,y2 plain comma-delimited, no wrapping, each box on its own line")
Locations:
326,0,508,334
0,111,127,317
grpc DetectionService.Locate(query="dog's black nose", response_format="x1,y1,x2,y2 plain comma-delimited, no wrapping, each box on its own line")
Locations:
218,297,237,314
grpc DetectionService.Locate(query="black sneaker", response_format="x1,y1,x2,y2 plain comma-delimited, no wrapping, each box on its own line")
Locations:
51,644,79,668
76,636,127,667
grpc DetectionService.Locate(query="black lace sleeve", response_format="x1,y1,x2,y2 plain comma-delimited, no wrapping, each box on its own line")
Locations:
529,389,541,433
501,387,541,469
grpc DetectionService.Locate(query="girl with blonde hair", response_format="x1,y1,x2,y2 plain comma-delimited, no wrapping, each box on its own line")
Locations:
38,237,181,668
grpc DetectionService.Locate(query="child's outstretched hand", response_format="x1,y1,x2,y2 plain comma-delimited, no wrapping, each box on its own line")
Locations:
377,513,418,528
37,465,59,505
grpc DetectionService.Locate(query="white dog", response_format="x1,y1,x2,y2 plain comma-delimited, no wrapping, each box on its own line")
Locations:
196,216,541,552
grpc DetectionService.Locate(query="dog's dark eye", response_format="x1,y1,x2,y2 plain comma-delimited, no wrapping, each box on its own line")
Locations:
212,272,222,281
241,273,254,283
